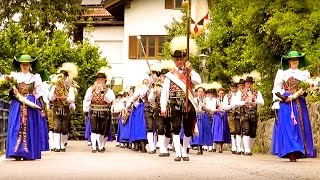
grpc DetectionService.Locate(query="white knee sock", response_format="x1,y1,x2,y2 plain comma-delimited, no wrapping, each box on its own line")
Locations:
236,135,242,153
243,135,251,153
182,136,191,157
158,135,166,154
91,133,97,150
147,132,155,152
173,135,181,157
49,131,54,149
53,133,60,150
97,134,103,150
231,135,237,151
60,134,67,149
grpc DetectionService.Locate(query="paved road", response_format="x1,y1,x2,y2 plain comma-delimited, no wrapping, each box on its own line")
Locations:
0,141,319,180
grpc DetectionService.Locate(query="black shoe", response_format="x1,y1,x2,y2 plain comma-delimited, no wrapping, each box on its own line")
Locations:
60,148,66,152
14,157,23,161
54,149,60,152
236,152,242,155
219,150,223,153
244,152,252,156
50,148,55,151
64,143,68,147
159,153,165,157
182,157,190,161
87,143,92,146
115,145,120,147
92,150,97,153
174,157,181,161
212,149,216,152
232,151,236,154
149,150,156,154
98,149,104,153
102,147,106,152
187,148,190,154
208,150,213,152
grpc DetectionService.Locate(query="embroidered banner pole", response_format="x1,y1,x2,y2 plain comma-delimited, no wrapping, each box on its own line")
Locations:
190,0,210,37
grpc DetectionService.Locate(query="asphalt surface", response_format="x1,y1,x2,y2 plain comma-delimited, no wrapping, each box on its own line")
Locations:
0,141,319,180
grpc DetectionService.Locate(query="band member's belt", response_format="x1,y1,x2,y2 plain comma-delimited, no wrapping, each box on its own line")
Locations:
90,104,111,112
169,90,186,99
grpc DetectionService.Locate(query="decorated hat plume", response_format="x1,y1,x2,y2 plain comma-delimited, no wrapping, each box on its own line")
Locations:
58,62,79,80
170,36,198,57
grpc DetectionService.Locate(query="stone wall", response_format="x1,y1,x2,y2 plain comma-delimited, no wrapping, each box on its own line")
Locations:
254,102,320,155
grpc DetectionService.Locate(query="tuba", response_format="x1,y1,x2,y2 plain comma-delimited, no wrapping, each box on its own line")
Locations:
54,75,69,106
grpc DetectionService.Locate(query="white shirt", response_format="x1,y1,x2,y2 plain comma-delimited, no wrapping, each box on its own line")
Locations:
160,67,201,111
112,99,125,113
223,92,237,111
49,85,76,104
272,68,310,101
83,86,115,111
10,72,43,99
234,88,264,107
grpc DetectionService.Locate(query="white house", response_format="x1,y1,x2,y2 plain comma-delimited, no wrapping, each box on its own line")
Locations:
76,0,183,88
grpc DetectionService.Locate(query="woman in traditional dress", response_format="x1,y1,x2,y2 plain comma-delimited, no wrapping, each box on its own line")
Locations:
6,55,44,160
37,69,50,151
191,86,213,155
271,51,315,162
212,88,231,153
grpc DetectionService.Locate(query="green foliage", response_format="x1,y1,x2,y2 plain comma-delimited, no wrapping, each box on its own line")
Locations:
0,0,83,36
162,0,320,120
0,23,108,113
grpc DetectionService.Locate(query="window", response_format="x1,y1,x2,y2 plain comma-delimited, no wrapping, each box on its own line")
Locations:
128,35,167,60
165,0,184,9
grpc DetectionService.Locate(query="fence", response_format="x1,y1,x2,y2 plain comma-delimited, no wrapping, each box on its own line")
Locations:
69,113,86,140
0,99,10,152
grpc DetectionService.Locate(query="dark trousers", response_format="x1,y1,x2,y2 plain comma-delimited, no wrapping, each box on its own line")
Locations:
228,113,236,135
154,108,172,137
145,107,155,132
90,111,111,136
234,117,242,135
240,119,258,138
170,105,196,137
53,106,70,135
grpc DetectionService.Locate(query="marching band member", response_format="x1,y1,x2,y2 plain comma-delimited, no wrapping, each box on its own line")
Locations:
234,71,264,156
234,76,245,155
49,63,78,152
223,80,238,154
83,67,115,153
160,36,201,161
271,51,315,162
38,69,50,151
126,75,151,153
5,55,43,160
191,84,213,155
212,85,231,153
112,92,124,147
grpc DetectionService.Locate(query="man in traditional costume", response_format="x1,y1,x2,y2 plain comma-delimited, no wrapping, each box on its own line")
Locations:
112,92,124,147
223,81,238,154
160,36,201,161
49,63,78,152
234,72,264,156
83,67,115,153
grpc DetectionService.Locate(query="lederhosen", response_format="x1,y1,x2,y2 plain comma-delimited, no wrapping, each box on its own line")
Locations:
239,89,258,138
47,102,54,131
90,87,112,136
142,90,155,133
168,76,196,137
52,88,70,135
154,87,172,138
227,93,236,135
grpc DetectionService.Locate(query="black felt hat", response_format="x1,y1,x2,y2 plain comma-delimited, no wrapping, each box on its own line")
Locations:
244,76,254,83
171,50,186,58
96,72,107,79
230,82,237,87
238,79,245,84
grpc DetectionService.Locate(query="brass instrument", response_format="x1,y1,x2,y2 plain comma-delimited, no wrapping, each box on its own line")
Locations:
54,75,69,106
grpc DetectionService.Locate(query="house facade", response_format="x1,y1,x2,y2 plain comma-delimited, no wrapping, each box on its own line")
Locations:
77,0,183,88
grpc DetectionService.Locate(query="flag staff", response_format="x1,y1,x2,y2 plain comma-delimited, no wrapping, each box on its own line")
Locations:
185,0,191,114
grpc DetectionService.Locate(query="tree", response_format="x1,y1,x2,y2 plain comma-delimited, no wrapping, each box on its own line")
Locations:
0,22,108,112
161,0,320,120
0,0,83,37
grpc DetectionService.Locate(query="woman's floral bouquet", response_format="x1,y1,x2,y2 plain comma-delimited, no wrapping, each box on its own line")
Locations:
0,75,18,100
289,79,316,100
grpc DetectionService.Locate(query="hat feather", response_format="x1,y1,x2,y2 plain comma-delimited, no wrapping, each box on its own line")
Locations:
161,60,175,71
249,70,261,82
232,75,241,83
150,62,163,72
210,81,222,90
170,36,198,56
59,62,78,80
